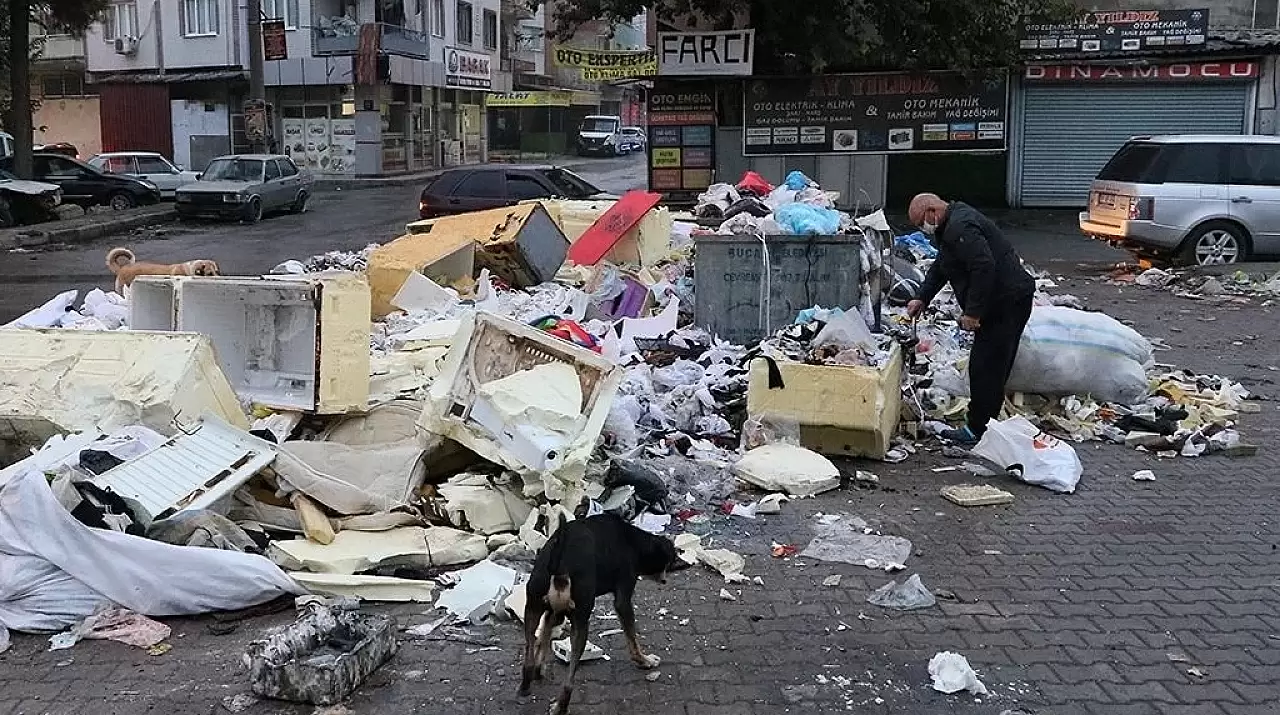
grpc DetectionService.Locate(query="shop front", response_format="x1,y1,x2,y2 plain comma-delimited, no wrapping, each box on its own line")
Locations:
487,91,573,159
1010,60,1261,208
442,46,492,166
273,84,437,175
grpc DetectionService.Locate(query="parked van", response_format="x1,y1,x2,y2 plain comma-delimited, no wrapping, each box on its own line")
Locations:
1079,134,1280,265
577,115,623,157
0,132,14,159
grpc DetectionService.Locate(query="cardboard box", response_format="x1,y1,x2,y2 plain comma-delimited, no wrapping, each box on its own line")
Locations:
534,198,673,267
0,329,247,463
746,344,903,460
366,230,476,319
130,272,370,414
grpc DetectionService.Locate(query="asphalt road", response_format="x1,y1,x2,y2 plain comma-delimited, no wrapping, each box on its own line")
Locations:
0,154,649,323
0,157,1129,323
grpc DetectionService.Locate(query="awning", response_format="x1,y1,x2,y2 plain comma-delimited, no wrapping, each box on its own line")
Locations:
89,69,249,84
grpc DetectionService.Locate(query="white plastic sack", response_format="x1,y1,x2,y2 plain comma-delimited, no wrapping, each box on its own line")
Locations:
1006,306,1153,404
971,417,1082,493
0,468,302,646
813,311,875,351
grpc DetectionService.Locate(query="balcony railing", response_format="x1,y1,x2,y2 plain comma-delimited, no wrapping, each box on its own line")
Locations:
312,22,430,60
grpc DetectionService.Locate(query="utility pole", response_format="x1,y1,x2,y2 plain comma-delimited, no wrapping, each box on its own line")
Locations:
8,0,33,179
246,0,267,153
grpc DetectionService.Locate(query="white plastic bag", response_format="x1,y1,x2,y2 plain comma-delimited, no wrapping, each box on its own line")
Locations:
813,311,875,351
971,417,1082,493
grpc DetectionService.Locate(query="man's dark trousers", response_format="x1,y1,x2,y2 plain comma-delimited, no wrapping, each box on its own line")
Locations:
967,294,1034,437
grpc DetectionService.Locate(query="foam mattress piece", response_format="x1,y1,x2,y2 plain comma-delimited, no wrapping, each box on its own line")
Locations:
269,526,489,575
733,443,841,497
0,329,246,463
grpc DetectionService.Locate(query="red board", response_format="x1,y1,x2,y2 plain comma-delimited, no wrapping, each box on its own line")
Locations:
567,190,662,266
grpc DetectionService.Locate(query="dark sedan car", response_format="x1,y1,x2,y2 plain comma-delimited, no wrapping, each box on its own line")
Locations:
418,165,616,218
0,153,160,210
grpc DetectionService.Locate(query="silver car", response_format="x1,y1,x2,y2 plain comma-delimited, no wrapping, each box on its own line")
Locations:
1079,134,1280,265
175,154,313,223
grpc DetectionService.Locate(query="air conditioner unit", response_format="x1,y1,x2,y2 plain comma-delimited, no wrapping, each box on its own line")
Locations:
114,36,138,55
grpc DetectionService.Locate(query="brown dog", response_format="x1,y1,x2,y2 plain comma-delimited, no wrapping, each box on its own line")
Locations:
106,248,219,294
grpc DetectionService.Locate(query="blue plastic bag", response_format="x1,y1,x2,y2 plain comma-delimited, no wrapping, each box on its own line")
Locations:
783,171,813,191
894,231,938,259
775,202,842,235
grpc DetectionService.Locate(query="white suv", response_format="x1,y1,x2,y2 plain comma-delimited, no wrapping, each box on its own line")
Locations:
87,151,201,198
1079,134,1280,265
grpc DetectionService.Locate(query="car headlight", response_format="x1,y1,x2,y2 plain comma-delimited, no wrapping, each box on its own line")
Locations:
176,193,191,202
140,180,158,191
223,193,241,203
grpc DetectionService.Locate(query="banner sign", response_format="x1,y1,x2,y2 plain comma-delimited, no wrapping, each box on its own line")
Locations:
486,91,573,107
445,46,493,89
1025,61,1259,82
262,19,288,61
1020,8,1208,53
743,71,1008,156
554,45,657,80
657,30,754,76
647,81,716,203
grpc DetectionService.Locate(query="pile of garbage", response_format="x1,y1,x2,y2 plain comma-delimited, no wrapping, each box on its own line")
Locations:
1115,264,1280,302
0,169,1259,668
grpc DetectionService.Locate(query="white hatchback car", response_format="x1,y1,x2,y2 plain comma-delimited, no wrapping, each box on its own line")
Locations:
1079,134,1280,265
87,151,201,198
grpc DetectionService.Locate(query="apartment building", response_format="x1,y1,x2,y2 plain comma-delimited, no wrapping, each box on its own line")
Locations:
83,0,510,175
30,23,102,157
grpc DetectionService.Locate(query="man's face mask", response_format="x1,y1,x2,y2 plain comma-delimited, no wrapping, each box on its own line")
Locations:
920,219,937,236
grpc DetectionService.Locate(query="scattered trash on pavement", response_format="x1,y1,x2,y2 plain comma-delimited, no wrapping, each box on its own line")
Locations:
940,484,1015,507
1132,470,1157,482
928,651,989,696
867,574,936,611
802,514,912,569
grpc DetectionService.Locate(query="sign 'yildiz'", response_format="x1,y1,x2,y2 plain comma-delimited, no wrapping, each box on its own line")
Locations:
1020,8,1209,53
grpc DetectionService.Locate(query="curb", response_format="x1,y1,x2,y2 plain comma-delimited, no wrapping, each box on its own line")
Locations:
0,206,177,250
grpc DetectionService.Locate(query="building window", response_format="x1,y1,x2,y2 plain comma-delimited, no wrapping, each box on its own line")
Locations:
181,0,220,37
482,9,497,50
431,0,445,37
456,1,473,45
103,2,139,41
40,73,96,98
263,0,300,29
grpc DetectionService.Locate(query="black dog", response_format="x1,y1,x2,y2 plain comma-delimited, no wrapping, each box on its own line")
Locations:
518,513,678,714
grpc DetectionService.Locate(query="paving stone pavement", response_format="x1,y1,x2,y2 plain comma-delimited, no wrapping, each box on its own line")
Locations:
2,271,1279,715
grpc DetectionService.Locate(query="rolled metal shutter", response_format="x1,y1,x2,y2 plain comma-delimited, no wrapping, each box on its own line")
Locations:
1018,84,1249,207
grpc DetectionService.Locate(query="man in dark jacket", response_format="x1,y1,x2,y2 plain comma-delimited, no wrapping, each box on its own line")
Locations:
905,193,1036,445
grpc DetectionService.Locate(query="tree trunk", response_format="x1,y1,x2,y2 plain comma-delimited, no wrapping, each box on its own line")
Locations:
8,0,33,179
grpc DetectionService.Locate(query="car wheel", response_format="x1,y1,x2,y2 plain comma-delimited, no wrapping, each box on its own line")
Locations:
243,197,263,224
109,192,137,211
291,191,310,214
0,199,14,228
1181,221,1250,266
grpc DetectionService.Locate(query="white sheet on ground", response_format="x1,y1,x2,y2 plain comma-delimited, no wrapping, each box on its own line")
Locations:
0,468,302,649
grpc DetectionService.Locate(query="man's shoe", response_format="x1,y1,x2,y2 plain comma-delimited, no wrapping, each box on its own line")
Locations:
939,425,979,446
